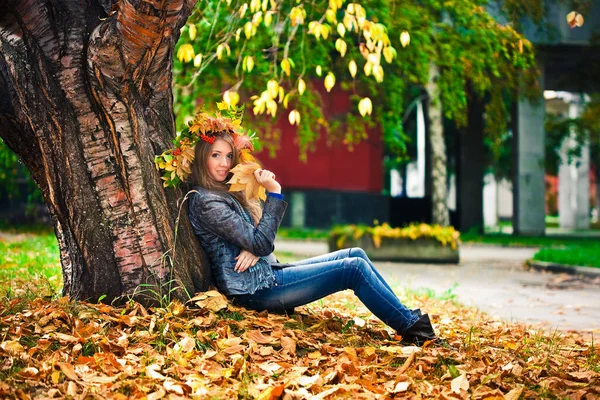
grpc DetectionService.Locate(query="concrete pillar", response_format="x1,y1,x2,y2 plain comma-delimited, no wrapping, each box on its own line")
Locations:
290,191,305,228
483,174,498,228
558,102,590,229
512,78,546,235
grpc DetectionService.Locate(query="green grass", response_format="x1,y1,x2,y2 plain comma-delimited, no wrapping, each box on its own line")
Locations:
461,231,599,248
0,230,62,295
533,246,600,269
277,227,329,240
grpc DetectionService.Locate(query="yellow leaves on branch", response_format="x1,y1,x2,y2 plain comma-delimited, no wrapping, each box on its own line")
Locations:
176,44,194,63
290,6,306,26
566,11,584,28
308,21,331,40
216,43,231,60
227,162,267,201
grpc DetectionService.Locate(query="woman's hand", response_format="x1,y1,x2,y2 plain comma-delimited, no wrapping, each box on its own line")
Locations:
235,249,260,273
254,168,281,194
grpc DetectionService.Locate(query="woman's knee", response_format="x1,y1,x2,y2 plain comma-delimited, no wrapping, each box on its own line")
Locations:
349,247,368,260
345,257,372,277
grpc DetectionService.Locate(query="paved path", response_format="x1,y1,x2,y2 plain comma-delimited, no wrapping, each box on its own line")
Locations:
274,240,600,333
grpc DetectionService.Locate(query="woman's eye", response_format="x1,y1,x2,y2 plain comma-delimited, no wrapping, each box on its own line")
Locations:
227,154,233,159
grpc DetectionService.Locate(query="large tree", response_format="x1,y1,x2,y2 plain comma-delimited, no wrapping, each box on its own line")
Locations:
0,0,211,303
0,0,395,302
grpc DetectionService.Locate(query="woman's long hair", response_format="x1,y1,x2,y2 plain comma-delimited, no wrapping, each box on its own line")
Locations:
191,132,262,224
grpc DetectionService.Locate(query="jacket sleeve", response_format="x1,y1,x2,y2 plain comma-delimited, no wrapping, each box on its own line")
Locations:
192,192,287,257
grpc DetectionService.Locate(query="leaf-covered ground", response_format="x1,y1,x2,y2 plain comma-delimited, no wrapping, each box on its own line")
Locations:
1,276,598,400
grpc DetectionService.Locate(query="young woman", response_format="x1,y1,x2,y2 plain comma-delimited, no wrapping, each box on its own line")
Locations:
188,130,440,346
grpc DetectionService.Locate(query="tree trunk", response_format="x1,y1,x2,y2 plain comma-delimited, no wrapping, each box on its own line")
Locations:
426,63,450,226
457,91,485,233
0,0,210,303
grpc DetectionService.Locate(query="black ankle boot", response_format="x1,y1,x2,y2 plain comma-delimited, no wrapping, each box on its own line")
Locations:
401,314,439,346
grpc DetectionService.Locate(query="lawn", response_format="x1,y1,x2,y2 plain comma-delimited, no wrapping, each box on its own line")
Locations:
532,246,600,269
0,228,599,398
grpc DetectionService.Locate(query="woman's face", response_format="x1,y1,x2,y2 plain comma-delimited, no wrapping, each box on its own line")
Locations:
207,138,234,182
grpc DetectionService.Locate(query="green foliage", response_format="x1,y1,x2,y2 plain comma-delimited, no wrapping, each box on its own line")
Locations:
173,0,542,161
0,138,42,204
461,231,599,248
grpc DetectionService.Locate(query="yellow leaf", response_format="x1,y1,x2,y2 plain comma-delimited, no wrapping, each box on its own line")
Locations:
177,44,194,63
358,97,372,117
316,65,322,76
252,11,263,25
281,58,291,76
267,79,279,98
290,6,306,26
373,64,384,83
566,11,584,28
250,0,261,12
337,22,346,37
400,31,410,47
244,55,255,72
324,72,336,92
325,9,336,24
244,21,256,38
298,78,306,95
335,38,347,57
288,110,300,125
283,93,290,108
1,340,24,355
227,162,266,201
223,90,240,107
239,3,248,17
193,54,203,67
364,61,373,76
348,60,357,78
57,362,78,381
188,24,197,40
383,46,396,63
264,11,273,27
451,374,469,394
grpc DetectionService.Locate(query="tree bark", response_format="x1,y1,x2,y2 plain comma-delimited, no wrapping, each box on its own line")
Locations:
426,63,450,226
457,90,485,233
0,0,210,303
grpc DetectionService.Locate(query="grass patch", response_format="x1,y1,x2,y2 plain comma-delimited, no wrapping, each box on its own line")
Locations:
533,246,600,269
461,231,599,248
277,227,329,240
0,230,62,295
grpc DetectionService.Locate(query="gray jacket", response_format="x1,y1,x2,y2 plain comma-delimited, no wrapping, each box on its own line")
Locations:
188,187,287,296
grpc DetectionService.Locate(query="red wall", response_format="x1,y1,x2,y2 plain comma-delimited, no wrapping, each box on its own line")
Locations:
255,87,383,193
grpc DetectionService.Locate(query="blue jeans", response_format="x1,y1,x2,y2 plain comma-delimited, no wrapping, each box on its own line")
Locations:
234,248,419,334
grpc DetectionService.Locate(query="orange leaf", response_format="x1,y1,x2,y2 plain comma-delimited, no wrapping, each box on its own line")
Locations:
57,362,78,381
